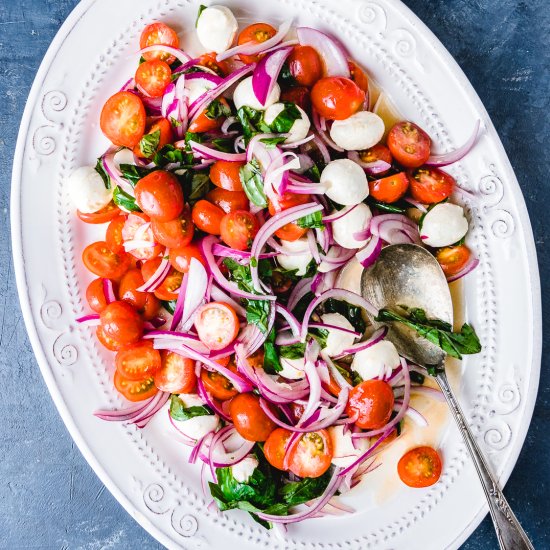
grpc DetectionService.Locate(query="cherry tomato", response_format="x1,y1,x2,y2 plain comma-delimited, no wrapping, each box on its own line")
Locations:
229,393,276,442
105,215,127,254
115,340,161,380
219,211,259,250
118,268,149,310
359,144,393,167
200,362,239,401
348,60,369,92
86,278,110,313
346,380,395,430
192,200,225,235
77,201,121,224
82,241,131,280
141,293,162,321
288,45,323,87
134,117,173,158
114,370,158,402
268,192,310,242
188,97,231,133
141,257,183,301
271,271,293,295
169,243,206,273
264,428,292,470
140,22,180,64
135,60,172,98
151,208,194,248
311,77,365,121
322,370,344,398
206,188,249,214
209,160,245,192
436,245,471,277
369,172,409,203
409,167,455,204
237,23,277,64
397,446,442,488
121,212,163,261
154,350,197,393
100,91,146,148
194,302,239,350
100,300,144,346
288,430,333,478
281,86,311,112
198,52,230,77
135,170,184,222
387,121,431,168
96,325,125,352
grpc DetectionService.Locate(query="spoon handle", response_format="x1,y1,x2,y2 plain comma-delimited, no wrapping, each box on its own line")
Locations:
435,371,534,550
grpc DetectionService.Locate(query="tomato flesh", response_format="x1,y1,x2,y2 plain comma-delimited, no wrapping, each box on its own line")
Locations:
142,257,183,301
209,160,245,192
194,302,239,350
154,351,197,393
397,446,442,488
135,170,184,222
387,121,431,168
311,77,365,120
192,199,225,235
359,144,392,168
82,241,131,280
409,167,455,204
346,380,395,430
188,98,231,134
219,211,259,250
198,52,229,77
135,60,172,98
169,243,206,273
115,340,161,380
99,300,144,346
229,393,276,442
436,245,471,277
100,91,146,148
86,278,110,313
77,202,120,224
114,370,158,402
288,46,323,87
369,172,409,203
206,188,249,214
134,118,173,158
281,86,311,112
264,428,292,470
288,430,333,478
348,60,369,92
268,192,310,242
105,215,127,254
151,208,194,248
237,23,277,64
200,362,239,401
118,268,148,310
122,212,163,261
140,22,180,64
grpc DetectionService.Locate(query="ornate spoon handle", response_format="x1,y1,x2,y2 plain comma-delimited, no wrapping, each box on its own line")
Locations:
435,371,534,550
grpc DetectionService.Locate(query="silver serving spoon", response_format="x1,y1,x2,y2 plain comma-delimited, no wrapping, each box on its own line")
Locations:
361,243,533,550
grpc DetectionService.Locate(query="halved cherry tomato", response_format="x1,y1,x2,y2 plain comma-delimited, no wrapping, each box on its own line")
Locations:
359,144,393,167
115,340,161,380
169,243,206,273
348,60,369,92
77,201,121,224
118,268,149,310
369,172,409,203
237,23,277,64
264,428,292,470
345,380,395,430
387,121,431,168
100,91,146,148
206,188,249,213
105,215,127,254
436,245,471,277
409,167,455,204
100,300,144,346
194,302,239,350
322,370,344,398
200,362,239,401
114,370,158,402
142,294,162,321
209,160,245,192
135,170,184,222
288,45,323,87
188,97,231,133
135,60,172,98
268,192,310,242
397,446,442,488
121,212,163,261
311,77,365,120
219,211,259,250
140,22,180,64
82,241,131,280
154,350,196,393
288,430,333,478
133,117,173,158
281,86,311,112
198,52,230,77
192,200,225,235
141,257,183,301
86,278,110,313
96,325,125,352
229,393,276,442
151,208,194,248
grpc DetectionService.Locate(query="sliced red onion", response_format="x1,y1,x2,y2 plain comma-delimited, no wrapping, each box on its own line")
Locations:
94,391,169,428
399,403,428,427
119,78,135,92
171,258,208,331
403,197,428,213
212,243,277,263
123,239,155,253
447,256,480,283
275,304,302,338
188,140,247,162
209,285,246,318
136,257,170,292
287,277,314,311
200,426,256,469
321,352,352,390
138,45,192,65
355,235,382,268
76,314,101,326
312,110,344,152
338,430,393,477
411,385,445,402
298,342,322,426
148,335,210,355
427,120,481,167
374,219,419,245
311,134,331,164
335,326,388,358
323,205,360,223
197,377,232,422
296,27,350,77
347,151,392,175
252,46,293,106
264,151,301,196
189,432,212,464
221,116,237,134
307,230,321,264
102,148,135,195
184,72,223,86
281,134,316,149
161,82,177,118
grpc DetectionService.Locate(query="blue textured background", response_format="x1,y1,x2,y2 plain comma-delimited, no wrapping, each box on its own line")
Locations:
0,0,548,548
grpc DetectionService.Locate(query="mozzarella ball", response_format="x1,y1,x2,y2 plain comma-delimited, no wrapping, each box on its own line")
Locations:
232,455,259,483
321,159,369,206
328,424,370,467
351,340,401,381
196,6,238,53
276,238,313,276
114,148,135,167
279,356,306,380
335,257,363,295
331,203,373,249
330,111,385,151
320,313,356,357
185,78,216,104
420,203,469,247
263,103,311,143
172,393,220,440
68,166,113,214
233,76,281,111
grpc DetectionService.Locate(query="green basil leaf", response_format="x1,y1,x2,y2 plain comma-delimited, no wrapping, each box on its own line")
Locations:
263,328,283,374
95,157,111,189
187,172,210,205
260,136,288,148
297,210,324,229
196,4,207,26
267,103,301,133
119,163,156,187
323,298,366,334
239,159,267,208
368,199,407,214
246,300,271,335
279,468,332,506
153,144,188,167
138,129,161,158
112,186,141,212
205,98,232,120
161,300,177,314
169,395,213,421
210,137,235,153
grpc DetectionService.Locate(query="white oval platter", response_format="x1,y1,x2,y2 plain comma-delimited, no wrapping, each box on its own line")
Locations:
11,0,541,548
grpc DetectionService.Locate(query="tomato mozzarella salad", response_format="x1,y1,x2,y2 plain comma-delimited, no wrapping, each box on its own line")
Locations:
73,7,482,528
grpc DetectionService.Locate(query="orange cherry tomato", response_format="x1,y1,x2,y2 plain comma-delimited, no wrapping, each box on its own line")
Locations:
194,302,239,350
264,428,292,470
436,245,472,277
135,60,172,98
219,211,259,250
154,350,197,393
96,325,125,352
82,241,131,280
100,300,144,346
151,208,194,249
346,380,395,430
359,144,393,167
121,212,163,261
100,91,146,148
206,188,249,214
369,172,409,203
141,257,183,301
169,242,206,273
268,192,310,242
77,201,121,224
118,268,149,310
237,23,277,64
409,167,455,204
229,393,276,442
348,60,369,92
115,340,161,381
281,86,311,112
134,170,184,222
288,45,323,87
397,446,442,488
86,278,110,313
141,293,162,321
288,430,333,478
200,362,239,401
321,370,344,398
188,97,231,133
140,22,180,64
209,160,245,192
198,52,230,77
114,370,158,402
311,77,365,121
105,214,127,254
387,121,431,168
133,117,173,158
192,199,225,235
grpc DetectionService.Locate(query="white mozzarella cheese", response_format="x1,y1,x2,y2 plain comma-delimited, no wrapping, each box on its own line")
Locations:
233,76,281,111
196,6,239,53
321,159,369,206
351,340,401,381
263,103,311,143
331,203,372,249
329,111,385,151
319,313,356,357
420,203,469,247
68,166,113,214
276,237,313,276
